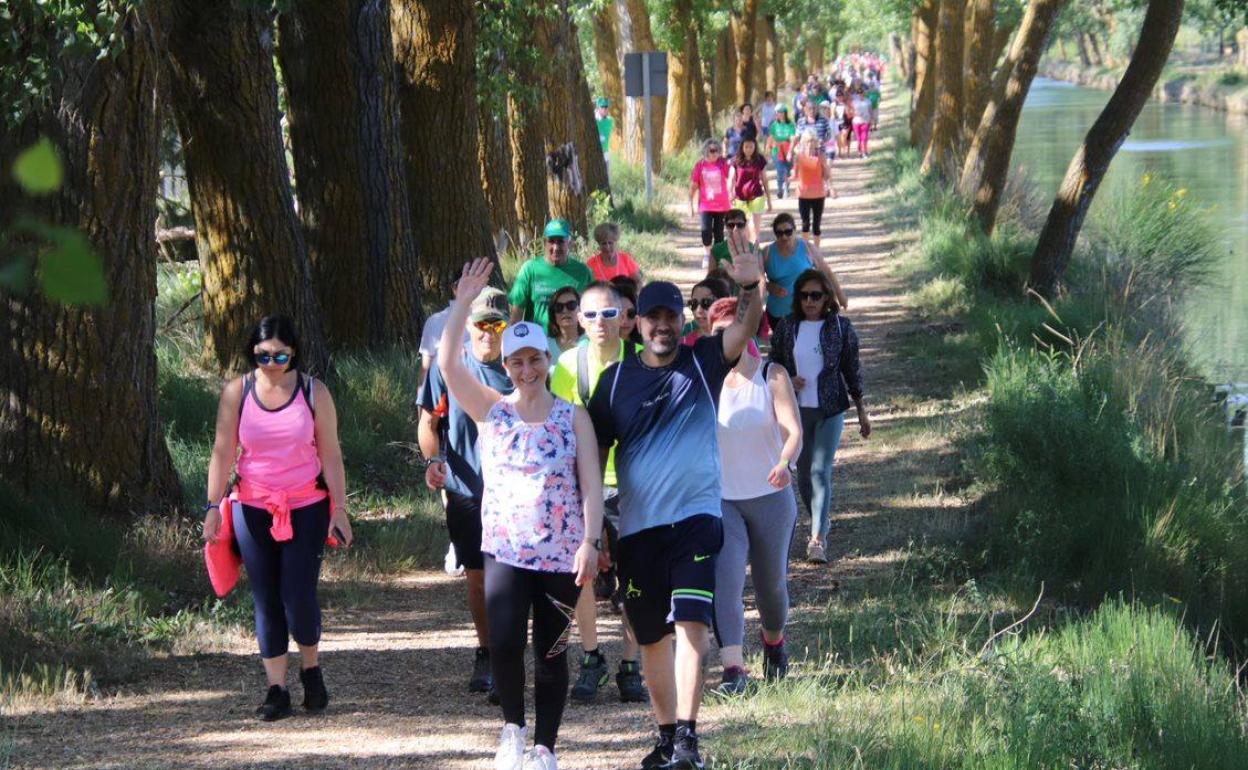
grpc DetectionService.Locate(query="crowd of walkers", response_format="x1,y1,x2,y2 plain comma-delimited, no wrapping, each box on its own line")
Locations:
200,66,880,770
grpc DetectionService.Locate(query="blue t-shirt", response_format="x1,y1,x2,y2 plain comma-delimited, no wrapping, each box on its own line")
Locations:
764,239,814,318
418,353,514,498
587,334,736,538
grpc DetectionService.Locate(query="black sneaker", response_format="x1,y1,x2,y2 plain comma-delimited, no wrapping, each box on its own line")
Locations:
616,660,648,703
762,637,789,681
718,665,749,696
570,651,608,702
671,726,704,770
300,665,329,711
639,732,674,769
469,647,492,693
255,685,292,722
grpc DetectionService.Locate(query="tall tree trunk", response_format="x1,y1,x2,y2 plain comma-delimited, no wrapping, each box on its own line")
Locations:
891,31,909,82
663,0,712,152
166,0,329,375
480,104,519,245
921,0,965,178
508,88,550,244
1029,0,1185,296
618,0,666,172
1238,28,1248,68
535,3,588,234
713,24,738,117
278,0,423,350
568,13,611,199
766,15,781,95
911,0,939,151
734,0,759,105
592,3,624,130
751,13,768,100
962,0,996,139
960,0,1067,234
808,32,825,73
0,6,181,512
785,25,806,86
1086,30,1106,66
392,0,496,300
1075,31,1092,66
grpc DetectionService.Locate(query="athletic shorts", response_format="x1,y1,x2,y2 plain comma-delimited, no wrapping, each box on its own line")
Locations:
733,196,767,214
445,490,485,570
603,489,622,559
616,514,723,645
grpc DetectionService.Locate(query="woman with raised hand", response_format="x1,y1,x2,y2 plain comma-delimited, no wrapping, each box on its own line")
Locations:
767,269,870,565
437,258,604,770
202,315,352,722
707,298,803,695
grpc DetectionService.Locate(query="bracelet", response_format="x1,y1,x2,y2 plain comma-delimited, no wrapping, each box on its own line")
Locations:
203,501,219,513
739,280,761,291
585,537,602,551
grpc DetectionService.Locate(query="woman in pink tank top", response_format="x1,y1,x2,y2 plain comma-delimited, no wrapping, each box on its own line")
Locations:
201,315,352,722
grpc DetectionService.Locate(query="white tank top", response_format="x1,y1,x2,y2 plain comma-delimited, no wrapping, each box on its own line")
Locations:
717,360,785,500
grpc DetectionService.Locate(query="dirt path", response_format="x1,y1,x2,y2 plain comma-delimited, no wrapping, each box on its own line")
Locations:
6,89,964,770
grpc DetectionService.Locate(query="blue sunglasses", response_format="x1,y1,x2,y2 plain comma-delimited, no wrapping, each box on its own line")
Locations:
256,352,292,366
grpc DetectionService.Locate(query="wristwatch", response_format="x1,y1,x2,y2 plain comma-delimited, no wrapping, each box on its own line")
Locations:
740,280,761,291
587,537,603,551
203,501,219,513
425,455,444,467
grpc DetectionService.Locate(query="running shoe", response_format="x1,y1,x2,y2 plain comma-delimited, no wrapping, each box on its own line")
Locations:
639,732,675,769
255,685,293,722
523,745,558,770
470,646,493,693
495,723,527,770
300,665,329,711
700,255,709,270
670,726,704,770
616,660,648,703
570,651,608,702
806,540,827,564
718,665,749,696
762,635,790,681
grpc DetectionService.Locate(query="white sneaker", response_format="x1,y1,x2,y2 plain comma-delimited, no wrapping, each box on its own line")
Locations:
495,723,527,770
701,255,710,270
523,745,558,770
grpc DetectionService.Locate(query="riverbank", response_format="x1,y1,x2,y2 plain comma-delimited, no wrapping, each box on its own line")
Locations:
1040,58,1248,116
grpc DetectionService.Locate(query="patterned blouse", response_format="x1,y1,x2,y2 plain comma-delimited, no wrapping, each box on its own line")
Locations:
480,397,584,573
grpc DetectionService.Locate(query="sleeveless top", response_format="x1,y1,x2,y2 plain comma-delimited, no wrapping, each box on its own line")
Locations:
764,239,814,318
796,154,825,199
717,361,784,501
237,372,323,493
480,397,584,573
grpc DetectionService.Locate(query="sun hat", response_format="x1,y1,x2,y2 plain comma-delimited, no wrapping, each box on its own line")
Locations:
502,321,549,357
469,287,509,322
543,218,572,239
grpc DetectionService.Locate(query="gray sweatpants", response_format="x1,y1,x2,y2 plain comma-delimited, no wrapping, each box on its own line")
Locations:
714,486,799,648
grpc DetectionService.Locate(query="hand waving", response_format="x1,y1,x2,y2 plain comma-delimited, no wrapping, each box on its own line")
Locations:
456,257,494,304
724,226,763,287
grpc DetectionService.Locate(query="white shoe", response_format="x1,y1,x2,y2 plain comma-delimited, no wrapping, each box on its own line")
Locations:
495,723,527,770
701,255,710,270
523,745,558,770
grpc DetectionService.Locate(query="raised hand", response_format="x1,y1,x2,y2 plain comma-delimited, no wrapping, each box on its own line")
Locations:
456,257,494,304
724,225,763,287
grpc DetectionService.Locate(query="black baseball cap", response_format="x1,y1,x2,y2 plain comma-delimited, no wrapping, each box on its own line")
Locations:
637,281,684,316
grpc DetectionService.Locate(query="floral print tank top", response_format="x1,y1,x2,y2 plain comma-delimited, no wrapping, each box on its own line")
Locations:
480,397,584,573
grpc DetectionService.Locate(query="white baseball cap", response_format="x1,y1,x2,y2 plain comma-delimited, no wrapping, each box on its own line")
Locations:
502,321,549,358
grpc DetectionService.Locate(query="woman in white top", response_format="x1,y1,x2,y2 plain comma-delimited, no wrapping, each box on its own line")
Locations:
708,297,803,695
850,86,873,158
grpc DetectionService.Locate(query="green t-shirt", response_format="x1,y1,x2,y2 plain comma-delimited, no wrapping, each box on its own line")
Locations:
508,258,593,331
597,115,614,152
550,339,637,487
867,90,881,109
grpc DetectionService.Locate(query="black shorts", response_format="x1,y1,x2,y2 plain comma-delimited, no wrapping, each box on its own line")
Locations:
616,514,723,645
445,490,484,571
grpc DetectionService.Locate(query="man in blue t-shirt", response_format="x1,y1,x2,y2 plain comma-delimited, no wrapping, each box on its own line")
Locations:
417,286,513,697
587,231,764,770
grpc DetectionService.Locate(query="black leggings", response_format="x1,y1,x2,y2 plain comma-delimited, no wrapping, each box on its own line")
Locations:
485,556,580,750
700,211,727,247
799,197,826,236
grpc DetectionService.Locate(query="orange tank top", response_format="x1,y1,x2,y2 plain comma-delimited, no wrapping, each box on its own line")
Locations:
796,154,824,199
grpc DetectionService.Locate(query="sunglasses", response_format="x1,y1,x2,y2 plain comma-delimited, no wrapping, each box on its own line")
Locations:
774,227,795,237
551,300,579,313
688,298,715,311
474,319,507,334
797,290,826,302
256,351,291,366
581,308,620,321
726,221,747,230
707,148,721,155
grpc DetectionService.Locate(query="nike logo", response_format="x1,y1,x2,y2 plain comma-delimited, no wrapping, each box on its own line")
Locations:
693,554,710,563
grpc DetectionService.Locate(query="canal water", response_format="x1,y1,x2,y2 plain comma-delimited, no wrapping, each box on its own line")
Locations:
1012,77,1248,382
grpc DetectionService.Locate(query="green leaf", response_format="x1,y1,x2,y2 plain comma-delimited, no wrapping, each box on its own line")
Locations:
12,137,63,195
36,226,108,306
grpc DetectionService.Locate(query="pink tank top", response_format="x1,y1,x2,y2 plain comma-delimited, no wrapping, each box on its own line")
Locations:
237,373,323,491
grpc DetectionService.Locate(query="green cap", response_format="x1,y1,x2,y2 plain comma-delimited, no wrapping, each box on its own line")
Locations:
469,287,509,322
596,97,609,108
543,218,572,239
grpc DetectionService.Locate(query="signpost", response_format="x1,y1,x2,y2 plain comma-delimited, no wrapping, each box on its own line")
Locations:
623,51,668,204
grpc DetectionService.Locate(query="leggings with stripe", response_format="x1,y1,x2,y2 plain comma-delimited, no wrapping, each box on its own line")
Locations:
485,556,580,750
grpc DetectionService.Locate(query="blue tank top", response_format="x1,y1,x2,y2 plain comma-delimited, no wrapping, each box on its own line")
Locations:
764,239,814,318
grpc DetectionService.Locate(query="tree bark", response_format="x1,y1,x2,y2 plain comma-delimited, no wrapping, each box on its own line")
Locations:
921,0,965,178
480,103,519,246
535,3,588,235
891,31,909,82
1075,31,1092,66
278,0,423,350
664,0,712,152
1029,0,1185,296
751,12,768,100
391,0,496,300
735,0,760,105
713,23,738,117
766,15,781,95
592,3,624,130
807,32,825,74
508,89,550,243
1238,28,1248,69
568,12,611,200
960,0,1067,234
910,0,939,151
0,5,181,511
962,0,996,139
618,0,666,172
166,0,329,375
